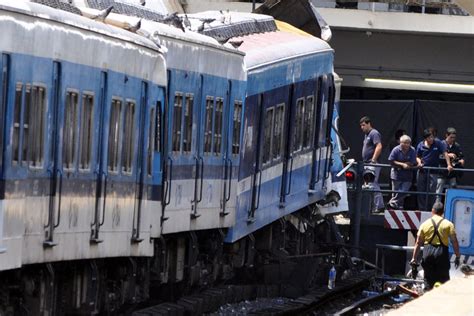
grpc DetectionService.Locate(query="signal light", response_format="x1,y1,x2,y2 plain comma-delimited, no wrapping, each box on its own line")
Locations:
345,170,355,182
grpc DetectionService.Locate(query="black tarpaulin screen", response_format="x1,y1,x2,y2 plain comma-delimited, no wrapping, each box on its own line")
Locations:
340,99,473,186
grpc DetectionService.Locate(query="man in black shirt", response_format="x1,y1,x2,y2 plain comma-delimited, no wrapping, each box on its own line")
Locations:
436,128,465,203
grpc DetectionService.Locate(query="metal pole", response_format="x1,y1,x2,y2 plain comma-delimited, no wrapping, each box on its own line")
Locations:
252,0,256,12
351,162,364,257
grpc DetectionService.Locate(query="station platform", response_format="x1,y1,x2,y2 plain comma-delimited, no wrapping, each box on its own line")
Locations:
387,275,474,316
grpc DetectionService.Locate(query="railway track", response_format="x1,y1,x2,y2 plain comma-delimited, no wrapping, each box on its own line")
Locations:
132,271,377,315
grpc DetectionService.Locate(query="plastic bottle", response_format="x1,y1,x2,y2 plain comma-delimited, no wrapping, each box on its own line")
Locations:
328,265,336,289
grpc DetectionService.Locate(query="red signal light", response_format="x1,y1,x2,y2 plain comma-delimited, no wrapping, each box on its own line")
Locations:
345,170,355,182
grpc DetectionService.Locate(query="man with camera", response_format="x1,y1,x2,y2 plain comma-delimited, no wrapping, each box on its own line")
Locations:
436,127,465,203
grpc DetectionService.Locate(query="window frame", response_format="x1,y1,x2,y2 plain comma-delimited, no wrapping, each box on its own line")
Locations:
203,96,214,155
303,95,315,149
172,92,183,153
28,84,47,169
107,97,123,173
262,106,274,166
79,92,94,171
213,97,224,156
232,100,242,156
147,107,155,177
292,97,305,153
62,89,80,171
121,99,136,174
272,103,285,161
182,93,194,154
12,82,23,165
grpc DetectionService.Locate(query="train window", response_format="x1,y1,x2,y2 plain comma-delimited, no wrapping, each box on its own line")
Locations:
147,107,155,176
122,101,135,174
22,85,31,165
326,78,335,146
273,104,285,160
12,83,22,164
214,97,223,156
318,78,329,146
183,94,193,153
108,98,122,173
155,101,161,153
303,96,314,148
172,93,183,153
232,101,242,155
262,107,274,165
204,96,214,154
63,91,79,170
79,94,94,170
29,86,46,168
293,98,305,152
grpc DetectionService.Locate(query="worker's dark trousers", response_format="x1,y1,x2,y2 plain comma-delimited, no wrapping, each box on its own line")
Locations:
422,244,450,289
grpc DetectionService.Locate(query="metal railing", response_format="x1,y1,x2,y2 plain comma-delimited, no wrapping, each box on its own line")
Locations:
347,161,473,256
349,161,474,212
375,244,425,283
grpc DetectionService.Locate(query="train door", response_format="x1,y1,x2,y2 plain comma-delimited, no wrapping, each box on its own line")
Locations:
310,76,331,192
280,80,315,205
0,54,7,178
309,77,324,192
221,81,244,218
0,54,8,253
44,61,62,246
130,82,149,242
255,88,289,212
192,76,226,224
162,70,202,232
319,75,334,189
144,86,165,238
45,62,104,247
247,94,264,222
90,72,108,243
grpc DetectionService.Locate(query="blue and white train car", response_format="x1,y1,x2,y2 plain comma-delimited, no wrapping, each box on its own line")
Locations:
226,22,338,242
0,0,166,271
445,189,474,267
139,21,246,235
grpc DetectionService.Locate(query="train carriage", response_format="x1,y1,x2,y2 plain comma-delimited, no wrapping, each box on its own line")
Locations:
0,0,166,270
224,21,338,242
137,20,246,234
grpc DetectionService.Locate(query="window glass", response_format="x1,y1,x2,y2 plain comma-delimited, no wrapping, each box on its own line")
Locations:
147,108,155,176
262,107,274,164
12,83,22,163
29,86,46,167
273,104,285,160
232,101,242,156
79,94,93,170
108,99,122,172
63,91,79,169
293,98,304,152
303,96,314,148
183,94,193,153
204,97,214,154
318,81,328,146
172,93,183,152
122,101,135,173
214,98,223,156
326,78,335,146
155,101,161,153
22,85,31,164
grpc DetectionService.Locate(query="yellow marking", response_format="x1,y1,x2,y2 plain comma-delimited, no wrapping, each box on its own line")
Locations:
275,20,312,37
